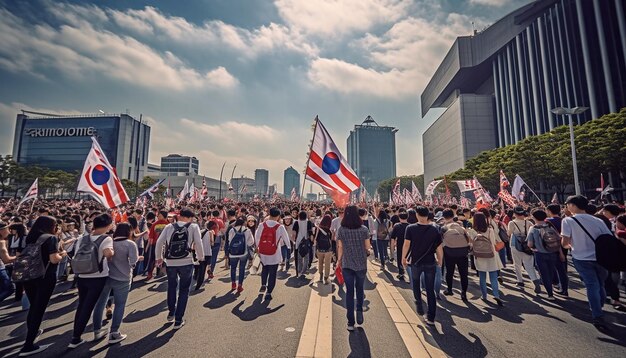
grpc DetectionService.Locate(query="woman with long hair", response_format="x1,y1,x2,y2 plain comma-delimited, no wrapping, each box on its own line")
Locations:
314,215,334,284
18,216,67,356
337,206,371,331
281,215,295,271
471,212,504,306
92,222,139,344
227,217,255,293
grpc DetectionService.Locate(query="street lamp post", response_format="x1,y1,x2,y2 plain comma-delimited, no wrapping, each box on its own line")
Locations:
218,162,226,200
550,106,589,196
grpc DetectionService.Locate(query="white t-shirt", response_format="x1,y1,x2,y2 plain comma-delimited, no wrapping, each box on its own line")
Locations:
562,214,612,261
201,230,213,257
78,235,114,278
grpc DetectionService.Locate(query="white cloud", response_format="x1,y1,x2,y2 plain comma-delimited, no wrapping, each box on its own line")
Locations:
274,0,412,36
179,118,282,142
0,8,238,91
469,0,511,6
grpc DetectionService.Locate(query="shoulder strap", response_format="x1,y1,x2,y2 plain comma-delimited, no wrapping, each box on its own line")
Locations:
512,221,523,235
571,217,596,242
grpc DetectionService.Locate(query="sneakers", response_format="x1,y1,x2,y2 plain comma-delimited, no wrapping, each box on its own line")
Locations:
108,332,127,344
173,320,186,330
259,285,267,293
166,314,175,322
396,274,405,281
146,273,153,281
34,329,43,343
356,310,364,325
533,279,542,294
324,278,330,285
347,325,355,331
93,328,108,341
231,282,237,291
425,319,436,326
494,297,504,307
208,273,214,279
443,290,453,296
546,295,556,301
237,285,244,293
68,338,86,349
19,344,53,357
265,293,273,301
461,293,468,302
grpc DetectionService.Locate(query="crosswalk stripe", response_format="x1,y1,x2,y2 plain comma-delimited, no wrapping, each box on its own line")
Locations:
367,261,447,358
296,283,333,358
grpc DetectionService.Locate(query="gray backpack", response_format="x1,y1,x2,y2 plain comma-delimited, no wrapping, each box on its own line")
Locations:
472,233,494,258
72,235,107,274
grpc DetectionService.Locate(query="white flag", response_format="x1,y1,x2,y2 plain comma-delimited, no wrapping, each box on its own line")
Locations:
178,179,189,201
411,181,422,202
511,175,526,200
425,180,443,196
455,179,479,192
18,178,38,206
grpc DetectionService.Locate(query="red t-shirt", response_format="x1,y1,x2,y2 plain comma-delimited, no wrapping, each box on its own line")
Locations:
210,218,225,236
149,219,169,245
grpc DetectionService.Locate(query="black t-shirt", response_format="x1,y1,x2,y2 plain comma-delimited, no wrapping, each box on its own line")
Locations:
390,215,400,226
26,234,59,276
405,223,442,266
390,222,409,242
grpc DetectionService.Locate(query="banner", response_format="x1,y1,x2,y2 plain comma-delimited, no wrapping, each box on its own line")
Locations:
425,180,443,196
454,179,478,192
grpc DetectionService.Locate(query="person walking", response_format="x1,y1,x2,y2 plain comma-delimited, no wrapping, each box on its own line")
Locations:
402,207,443,326
227,217,255,293
0,221,16,303
155,208,204,329
375,210,391,270
254,207,290,301
441,209,470,301
293,211,313,279
314,215,333,285
390,211,409,281
281,215,295,271
69,213,115,349
92,223,140,344
561,195,613,329
337,205,371,331
471,212,504,306
195,222,213,290
16,216,67,357
507,206,541,292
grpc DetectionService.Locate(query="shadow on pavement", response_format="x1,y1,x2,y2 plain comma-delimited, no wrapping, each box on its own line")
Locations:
231,295,284,321
347,327,372,358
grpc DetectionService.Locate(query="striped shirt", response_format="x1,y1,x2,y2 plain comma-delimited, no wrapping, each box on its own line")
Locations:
337,226,369,271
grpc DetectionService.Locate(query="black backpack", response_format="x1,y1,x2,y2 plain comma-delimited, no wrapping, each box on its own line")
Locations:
298,239,310,257
316,229,332,252
572,217,626,272
11,234,53,283
512,221,533,255
165,223,192,260
229,228,247,258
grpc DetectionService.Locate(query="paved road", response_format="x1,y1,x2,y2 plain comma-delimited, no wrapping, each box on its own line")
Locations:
1,255,625,357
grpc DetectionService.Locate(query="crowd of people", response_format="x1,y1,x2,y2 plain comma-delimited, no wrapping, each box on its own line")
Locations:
0,194,625,356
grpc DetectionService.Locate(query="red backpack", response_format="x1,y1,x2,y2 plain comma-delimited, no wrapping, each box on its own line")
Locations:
258,222,280,255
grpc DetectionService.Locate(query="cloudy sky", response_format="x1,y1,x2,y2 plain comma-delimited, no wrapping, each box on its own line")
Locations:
0,0,522,192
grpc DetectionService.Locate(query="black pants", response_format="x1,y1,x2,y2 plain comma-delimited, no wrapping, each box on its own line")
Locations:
73,277,107,339
396,239,405,275
195,256,211,290
606,271,621,301
261,264,278,293
444,254,469,293
22,273,56,349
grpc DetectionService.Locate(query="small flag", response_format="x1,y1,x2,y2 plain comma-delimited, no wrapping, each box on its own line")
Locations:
290,187,297,201
455,179,479,192
139,178,165,199
511,174,526,201
500,170,510,191
18,178,38,207
201,177,208,199
551,193,559,204
411,181,422,202
178,179,189,202
77,137,129,208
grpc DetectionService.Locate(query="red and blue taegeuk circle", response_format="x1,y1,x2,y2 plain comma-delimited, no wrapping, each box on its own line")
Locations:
322,152,340,175
91,165,110,185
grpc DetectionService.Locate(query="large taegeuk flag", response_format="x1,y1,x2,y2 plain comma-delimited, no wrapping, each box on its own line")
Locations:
306,118,361,195
77,137,129,208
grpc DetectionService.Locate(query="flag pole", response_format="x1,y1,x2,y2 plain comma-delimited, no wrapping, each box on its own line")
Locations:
524,184,545,207
300,116,319,209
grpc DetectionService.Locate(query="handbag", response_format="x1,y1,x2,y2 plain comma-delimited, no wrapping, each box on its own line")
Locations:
495,241,505,252
249,253,262,275
335,265,345,285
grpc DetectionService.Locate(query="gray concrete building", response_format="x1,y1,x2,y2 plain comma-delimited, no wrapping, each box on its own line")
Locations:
160,154,199,176
347,116,397,195
421,0,626,184
254,169,269,196
283,166,301,196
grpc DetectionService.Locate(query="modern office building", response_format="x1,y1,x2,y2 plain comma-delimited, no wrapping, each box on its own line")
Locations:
12,111,151,181
421,0,626,184
146,163,161,176
160,154,199,176
231,176,255,200
283,166,301,196
254,169,269,196
347,116,397,195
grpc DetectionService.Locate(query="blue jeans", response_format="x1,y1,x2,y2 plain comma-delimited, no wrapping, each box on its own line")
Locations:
134,247,144,276
342,268,366,326
478,271,500,299
498,247,507,268
57,256,69,280
573,259,608,319
281,246,291,270
377,240,389,263
535,252,560,296
411,263,437,321
0,268,14,303
210,244,220,273
93,278,131,332
166,265,193,323
420,264,442,296
371,238,379,259
230,256,248,285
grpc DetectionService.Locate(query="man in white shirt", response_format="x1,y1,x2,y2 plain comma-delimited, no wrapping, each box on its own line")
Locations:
255,207,290,301
562,195,613,329
69,214,114,349
155,208,204,329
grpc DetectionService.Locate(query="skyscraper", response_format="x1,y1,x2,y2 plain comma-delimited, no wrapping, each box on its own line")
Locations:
347,116,397,195
283,166,301,196
254,169,269,196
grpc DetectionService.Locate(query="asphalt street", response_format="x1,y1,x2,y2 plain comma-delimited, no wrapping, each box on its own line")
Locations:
1,255,625,358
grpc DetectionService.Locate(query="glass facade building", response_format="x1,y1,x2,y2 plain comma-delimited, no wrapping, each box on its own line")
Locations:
421,0,626,184
12,112,151,181
160,154,199,176
347,116,397,196
254,169,269,196
283,166,301,196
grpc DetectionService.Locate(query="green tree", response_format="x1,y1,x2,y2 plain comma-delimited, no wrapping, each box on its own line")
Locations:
0,155,17,197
